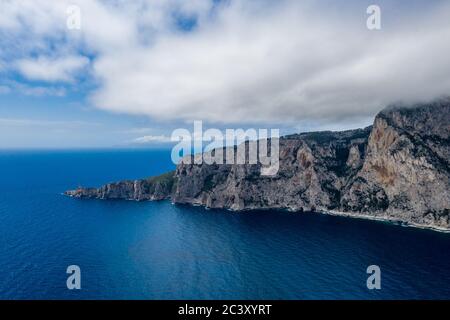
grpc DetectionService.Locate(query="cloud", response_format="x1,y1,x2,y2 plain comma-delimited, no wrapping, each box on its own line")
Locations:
132,135,172,144
2,0,450,125
0,81,66,96
0,117,100,128
130,129,214,145
89,0,450,123
17,85,66,97
15,55,89,83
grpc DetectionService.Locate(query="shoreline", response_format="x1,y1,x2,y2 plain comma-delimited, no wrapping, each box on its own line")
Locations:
322,209,450,233
63,193,450,234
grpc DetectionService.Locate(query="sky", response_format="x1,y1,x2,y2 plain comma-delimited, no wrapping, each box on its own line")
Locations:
0,0,449,148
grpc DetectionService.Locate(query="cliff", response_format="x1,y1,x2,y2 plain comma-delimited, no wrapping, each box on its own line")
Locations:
65,171,175,201
65,98,450,231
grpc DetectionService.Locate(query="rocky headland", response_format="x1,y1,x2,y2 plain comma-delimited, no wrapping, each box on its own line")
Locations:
65,98,450,231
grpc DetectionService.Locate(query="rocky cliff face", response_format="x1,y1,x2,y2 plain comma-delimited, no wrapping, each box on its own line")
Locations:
65,171,175,201
342,99,450,229
172,127,372,212
65,98,450,231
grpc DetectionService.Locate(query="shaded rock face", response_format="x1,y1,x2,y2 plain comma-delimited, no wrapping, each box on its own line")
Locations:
66,98,450,230
172,128,372,212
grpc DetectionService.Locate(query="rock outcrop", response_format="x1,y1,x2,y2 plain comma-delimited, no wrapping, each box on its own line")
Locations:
65,98,450,231
65,171,176,201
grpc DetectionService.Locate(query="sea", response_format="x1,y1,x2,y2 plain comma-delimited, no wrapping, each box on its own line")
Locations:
0,149,449,299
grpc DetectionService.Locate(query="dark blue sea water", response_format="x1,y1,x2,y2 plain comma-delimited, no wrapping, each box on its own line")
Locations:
0,149,450,300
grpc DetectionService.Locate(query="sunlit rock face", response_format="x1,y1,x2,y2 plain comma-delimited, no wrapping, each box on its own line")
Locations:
342,98,450,228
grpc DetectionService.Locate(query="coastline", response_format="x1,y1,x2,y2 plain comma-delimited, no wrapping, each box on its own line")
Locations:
322,209,450,234
63,193,450,233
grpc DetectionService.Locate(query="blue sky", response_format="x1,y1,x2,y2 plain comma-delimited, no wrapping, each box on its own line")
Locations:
0,0,449,148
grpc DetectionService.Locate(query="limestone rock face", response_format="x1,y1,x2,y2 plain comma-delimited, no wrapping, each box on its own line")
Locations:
172,128,372,212
65,171,175,201
65,97,450,230
342,99,450,228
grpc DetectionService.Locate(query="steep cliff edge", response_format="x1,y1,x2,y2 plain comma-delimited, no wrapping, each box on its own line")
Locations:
172,127,372,212
65,98,450,231
65,171,176,201
342,99,450,229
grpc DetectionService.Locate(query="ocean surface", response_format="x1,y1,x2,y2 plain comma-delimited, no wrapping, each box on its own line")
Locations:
0,149,450,300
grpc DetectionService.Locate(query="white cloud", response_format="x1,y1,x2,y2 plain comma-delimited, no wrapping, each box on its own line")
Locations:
18,85,66,97
130,129,212,144
15,55,89,83
89,0,450,123
0,117,100,128
1,81,66,97
132,135,172,144
2,0,450,125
